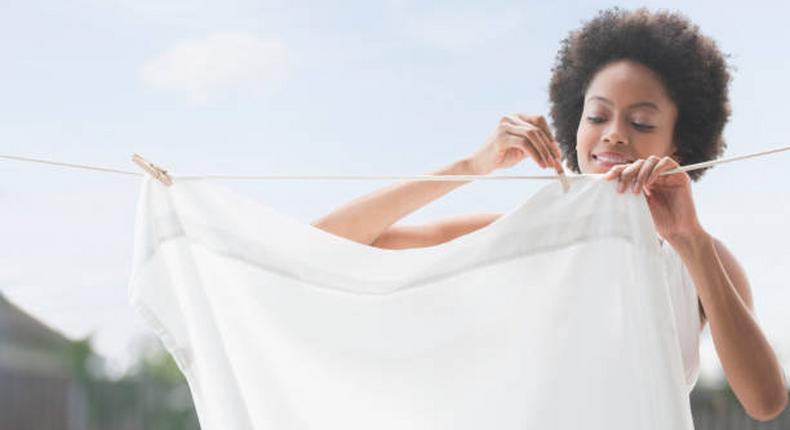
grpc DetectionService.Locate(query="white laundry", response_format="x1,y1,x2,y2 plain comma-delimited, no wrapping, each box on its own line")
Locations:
660,235,703,392
128,174,698,429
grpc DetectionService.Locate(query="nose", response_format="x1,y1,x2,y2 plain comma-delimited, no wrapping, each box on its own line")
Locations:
602,118,628,145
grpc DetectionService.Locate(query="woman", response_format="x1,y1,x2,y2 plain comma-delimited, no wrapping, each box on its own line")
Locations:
311,7,787,421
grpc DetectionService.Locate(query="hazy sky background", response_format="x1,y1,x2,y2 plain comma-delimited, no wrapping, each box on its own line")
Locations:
1,0,789,385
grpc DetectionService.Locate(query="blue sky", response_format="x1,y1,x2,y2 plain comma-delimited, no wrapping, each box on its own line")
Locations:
1,0,789,383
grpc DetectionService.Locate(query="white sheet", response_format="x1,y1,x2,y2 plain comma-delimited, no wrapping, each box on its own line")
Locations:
128,174,695,429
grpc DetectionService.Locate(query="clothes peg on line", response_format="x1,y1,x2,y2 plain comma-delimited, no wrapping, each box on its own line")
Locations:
131,153,174,187
556,165,570,193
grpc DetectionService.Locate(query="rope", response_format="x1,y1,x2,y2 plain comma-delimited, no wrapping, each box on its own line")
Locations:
0,154,141,177
2,144,789,182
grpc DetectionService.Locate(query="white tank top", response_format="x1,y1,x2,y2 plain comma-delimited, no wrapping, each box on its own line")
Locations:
658,236,702,392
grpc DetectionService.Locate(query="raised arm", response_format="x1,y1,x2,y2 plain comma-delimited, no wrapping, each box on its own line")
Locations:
310,113,564,247
371,213,503,249
310,158,481,246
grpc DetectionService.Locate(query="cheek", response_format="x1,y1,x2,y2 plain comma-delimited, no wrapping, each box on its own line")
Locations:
575,123,596,162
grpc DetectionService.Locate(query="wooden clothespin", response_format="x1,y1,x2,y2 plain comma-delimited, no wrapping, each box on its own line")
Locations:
557,169,570,193
554,159,570,193
131,153,174,187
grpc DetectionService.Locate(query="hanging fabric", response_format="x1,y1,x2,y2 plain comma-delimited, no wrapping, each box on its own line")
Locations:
128,174,695,429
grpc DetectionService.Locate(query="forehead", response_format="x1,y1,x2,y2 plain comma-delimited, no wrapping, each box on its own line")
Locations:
585,60,674,109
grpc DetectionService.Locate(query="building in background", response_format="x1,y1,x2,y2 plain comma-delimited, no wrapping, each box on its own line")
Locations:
0,291,89,430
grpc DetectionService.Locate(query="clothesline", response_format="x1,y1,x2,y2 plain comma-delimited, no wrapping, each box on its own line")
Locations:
1,144,789,184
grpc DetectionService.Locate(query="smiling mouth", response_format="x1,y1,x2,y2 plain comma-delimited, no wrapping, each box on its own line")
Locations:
592,154,635,164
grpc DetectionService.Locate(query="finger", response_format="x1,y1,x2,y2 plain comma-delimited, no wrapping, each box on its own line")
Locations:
604,164,623,179
515,114,561,160
505,113,562,164
502,124,550,168
531,127,559,169
499,124,540,166
616,166,630,193
619,160,644,193
536,130,559,169
524,139,547,168
634,156,660,194
605,166,626,191
604,165,626,191
645,157,678,196
645,157,673,187
501,114,524,127
515,113,555,141
503,132,543,168
527,131,551,168
539,131,562,163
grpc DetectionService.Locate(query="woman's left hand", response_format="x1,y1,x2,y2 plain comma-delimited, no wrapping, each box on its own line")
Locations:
603,155,704,241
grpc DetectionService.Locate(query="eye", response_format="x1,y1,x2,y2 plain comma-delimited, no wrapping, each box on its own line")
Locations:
632,122,655,131
586,116,605,124
586,116,655,131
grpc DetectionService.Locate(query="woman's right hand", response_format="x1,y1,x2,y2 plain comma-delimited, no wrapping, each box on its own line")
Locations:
467,113,564,175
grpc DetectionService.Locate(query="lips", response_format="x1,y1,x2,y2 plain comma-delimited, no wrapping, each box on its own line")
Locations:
592,152,636,165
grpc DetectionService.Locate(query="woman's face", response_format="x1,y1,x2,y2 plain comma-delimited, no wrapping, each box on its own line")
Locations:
576,59,679,174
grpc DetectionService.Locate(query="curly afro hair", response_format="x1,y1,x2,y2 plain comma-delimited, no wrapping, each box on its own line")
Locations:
548,6,734,182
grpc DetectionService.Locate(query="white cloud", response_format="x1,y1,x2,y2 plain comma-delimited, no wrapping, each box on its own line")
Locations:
140,32,292,104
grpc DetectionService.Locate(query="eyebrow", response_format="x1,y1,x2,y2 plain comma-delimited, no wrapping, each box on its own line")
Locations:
586,95,661,112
